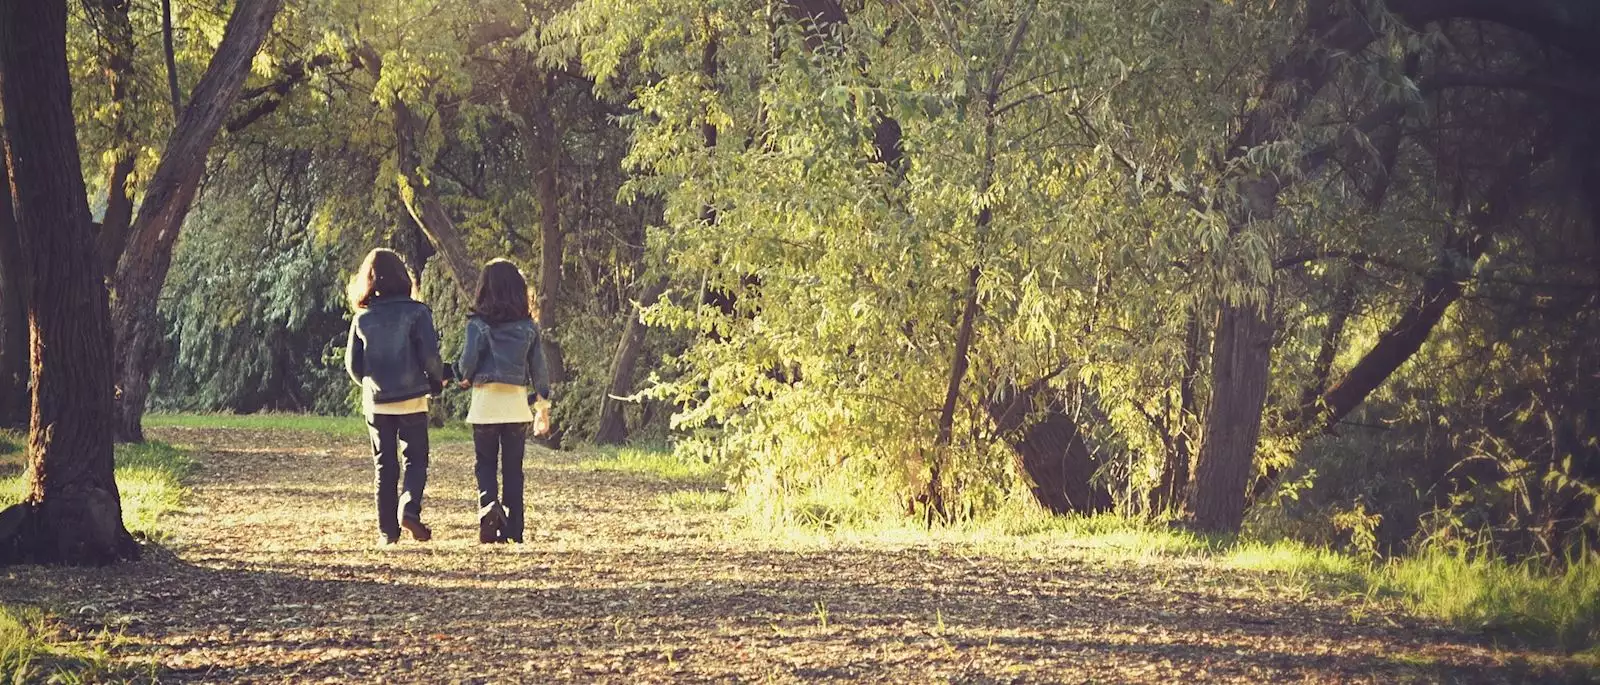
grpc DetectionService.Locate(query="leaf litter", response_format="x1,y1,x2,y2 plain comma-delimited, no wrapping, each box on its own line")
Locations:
1,426,1592,683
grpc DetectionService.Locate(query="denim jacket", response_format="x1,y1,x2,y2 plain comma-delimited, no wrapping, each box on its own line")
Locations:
345,295,445,404
458,315,551,400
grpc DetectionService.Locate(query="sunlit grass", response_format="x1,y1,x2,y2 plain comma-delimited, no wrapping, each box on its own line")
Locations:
146,412,473,442
0,605,144,684
0,438,186,682
657,489,735,513
0,441,192,542
1381,546,1600,654
578,445,720,485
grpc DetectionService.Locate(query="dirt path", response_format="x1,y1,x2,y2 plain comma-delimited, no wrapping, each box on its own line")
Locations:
0,428,1583,683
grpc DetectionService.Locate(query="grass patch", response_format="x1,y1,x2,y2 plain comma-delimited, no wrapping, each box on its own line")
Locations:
0,438,189,681
657,489,735,513
1381,546,1600,654
146,412,473,442
579,445,720,485
0,440,192,542
0,605,144,683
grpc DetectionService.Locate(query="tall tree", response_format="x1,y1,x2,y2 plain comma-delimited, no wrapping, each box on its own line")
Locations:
0,0,136,564
110,0,284,442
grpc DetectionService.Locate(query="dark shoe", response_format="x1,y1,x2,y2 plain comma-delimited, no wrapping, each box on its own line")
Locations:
478,504,506,544
378,533,400,547
400,517,432,542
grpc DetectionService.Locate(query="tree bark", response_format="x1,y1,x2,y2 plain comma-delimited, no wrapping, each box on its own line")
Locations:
983,380,1110,514
0,0,137,565
0,127,27,429
594,279,666,445
393,98,481,298
1189,296,1276,533
110,0,284,443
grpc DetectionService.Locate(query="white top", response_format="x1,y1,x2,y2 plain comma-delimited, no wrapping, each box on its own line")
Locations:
363,377,429,416
467,382,533,424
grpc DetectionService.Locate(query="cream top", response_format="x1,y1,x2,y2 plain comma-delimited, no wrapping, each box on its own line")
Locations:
466,382,534,425
363,377,429,416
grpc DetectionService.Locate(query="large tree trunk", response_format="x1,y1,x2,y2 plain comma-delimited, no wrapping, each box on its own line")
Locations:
0,0,137,565
393,99,481,298
1188,297,1276,533
0,129,27,429
594,279,666,446
984,380,1110,515
110,0,282,443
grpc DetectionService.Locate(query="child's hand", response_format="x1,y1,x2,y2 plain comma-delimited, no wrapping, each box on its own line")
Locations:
457,380,472,390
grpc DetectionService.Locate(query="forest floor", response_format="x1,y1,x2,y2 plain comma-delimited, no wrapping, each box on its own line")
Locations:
2,426,1593,683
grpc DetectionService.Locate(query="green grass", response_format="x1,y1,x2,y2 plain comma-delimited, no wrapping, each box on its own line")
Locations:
1381,546,1600,654
0,435,189,681
578,445,721,485
728,481,1600,656
146,412,473,442
0,440,192,542
657,489,735,513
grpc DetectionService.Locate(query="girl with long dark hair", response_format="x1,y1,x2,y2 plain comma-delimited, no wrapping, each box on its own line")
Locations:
345,248,445,546
457,259,551,544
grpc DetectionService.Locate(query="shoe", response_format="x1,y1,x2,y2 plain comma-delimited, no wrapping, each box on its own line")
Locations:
400,517,432,542
378,533,400,547
478,504,506,544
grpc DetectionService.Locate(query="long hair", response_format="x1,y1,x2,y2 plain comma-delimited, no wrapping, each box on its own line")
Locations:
472,259,536,324
347,248,417,311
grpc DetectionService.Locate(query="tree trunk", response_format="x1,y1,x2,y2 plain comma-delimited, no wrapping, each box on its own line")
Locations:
92,0,138,274
523,75,568,388
109,0,282,443
161,0,182,117
393,99,481,298
0,0,137,565
1188,297,1276,533
594,279,666,445
0,132,27,429
983,380,1110,515
1152,308,1204,514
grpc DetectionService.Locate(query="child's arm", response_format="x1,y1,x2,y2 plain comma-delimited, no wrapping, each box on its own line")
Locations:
457,317,486,384
527,324,551,401
412,308,446,393
344,318,364,384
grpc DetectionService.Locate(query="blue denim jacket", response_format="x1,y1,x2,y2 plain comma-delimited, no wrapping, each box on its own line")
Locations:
345,295,445,403
458,315,551,400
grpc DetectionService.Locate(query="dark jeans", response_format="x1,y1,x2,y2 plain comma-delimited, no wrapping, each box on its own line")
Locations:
473,422,527,541
368,412,430,538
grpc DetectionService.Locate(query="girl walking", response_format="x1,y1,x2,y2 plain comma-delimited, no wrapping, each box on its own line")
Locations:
457,259,551,544
345,248,446,546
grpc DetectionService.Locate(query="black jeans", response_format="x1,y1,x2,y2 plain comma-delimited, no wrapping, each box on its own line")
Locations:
473,422,527,541
368,412,430,538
